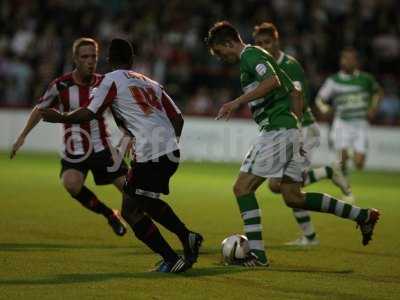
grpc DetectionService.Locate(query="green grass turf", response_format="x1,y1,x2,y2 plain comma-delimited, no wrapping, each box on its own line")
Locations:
0,152,399,300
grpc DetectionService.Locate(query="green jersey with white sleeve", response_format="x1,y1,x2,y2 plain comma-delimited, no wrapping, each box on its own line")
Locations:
240,45,298,131
317,71,380,121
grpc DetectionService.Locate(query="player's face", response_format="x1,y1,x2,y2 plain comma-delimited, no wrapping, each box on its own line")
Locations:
210,44,239,64
74,45,98,77
254,34,278,55
340,51,358,73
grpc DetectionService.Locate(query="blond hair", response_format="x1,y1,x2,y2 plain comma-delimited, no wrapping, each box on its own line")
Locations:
72,37,98,57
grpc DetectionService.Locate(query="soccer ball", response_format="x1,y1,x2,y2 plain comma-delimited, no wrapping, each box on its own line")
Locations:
221,234,249,264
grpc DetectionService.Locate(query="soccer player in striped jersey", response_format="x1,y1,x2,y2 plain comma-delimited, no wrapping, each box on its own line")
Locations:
10,38,127,236
207,21,380,266
40,38,203,273
316,47,383,175
253,22,352,246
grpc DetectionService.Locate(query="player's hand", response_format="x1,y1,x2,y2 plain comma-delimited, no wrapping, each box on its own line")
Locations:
300,144,307,157
117,135,134,159
216,100,240,121
10,136,25,159
39,108,63,123
367,109,377,122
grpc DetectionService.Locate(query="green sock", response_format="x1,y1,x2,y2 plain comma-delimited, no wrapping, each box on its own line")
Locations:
304,166,333,186
236,193,267,263
304,193,369,222
292,209,316,240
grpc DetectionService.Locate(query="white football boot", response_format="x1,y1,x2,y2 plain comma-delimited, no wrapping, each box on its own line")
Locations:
285,236,320,246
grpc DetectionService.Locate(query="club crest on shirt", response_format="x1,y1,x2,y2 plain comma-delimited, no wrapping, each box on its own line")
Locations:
255,64,267,76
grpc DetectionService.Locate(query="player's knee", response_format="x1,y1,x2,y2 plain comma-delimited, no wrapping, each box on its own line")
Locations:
268,180,281,194
354,159,365,170
233,182,251,197
62,177,83,196
280,183,303,208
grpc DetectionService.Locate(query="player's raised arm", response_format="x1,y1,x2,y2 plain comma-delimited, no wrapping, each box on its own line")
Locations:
41,76,117,124
40,107,94,123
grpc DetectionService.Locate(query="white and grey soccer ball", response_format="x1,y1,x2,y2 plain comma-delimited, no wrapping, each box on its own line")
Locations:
221,234,249,264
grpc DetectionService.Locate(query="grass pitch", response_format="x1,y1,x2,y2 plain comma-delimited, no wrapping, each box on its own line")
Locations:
0,152,399,299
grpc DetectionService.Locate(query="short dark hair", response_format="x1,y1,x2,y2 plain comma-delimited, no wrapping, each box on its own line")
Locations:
252,22,279,39
205,21,242,47
108,38,134,65
341,46,358,56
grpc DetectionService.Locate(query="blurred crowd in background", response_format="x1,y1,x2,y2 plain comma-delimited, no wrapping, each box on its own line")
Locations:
1,0,399,125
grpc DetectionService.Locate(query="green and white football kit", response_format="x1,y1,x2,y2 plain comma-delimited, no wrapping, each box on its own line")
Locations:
317,71,380,154
232,46,377,266
239,46,303,182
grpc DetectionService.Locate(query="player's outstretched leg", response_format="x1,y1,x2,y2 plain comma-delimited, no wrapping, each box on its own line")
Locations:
302,193,379,245
132,194,203,267
71,186,126,236
121,194,190,273
281,181,380,246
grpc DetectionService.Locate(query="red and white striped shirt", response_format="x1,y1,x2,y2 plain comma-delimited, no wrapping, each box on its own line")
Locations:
38,73,109,156
87,70,181,162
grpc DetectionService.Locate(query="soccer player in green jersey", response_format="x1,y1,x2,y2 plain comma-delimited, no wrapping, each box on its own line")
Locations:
206,21,380,266
252,22,352,246
316,47,383,174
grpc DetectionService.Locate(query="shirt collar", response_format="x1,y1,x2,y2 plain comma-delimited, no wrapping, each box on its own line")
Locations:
277,51,285,65
240,44,251,58
339,70,360,79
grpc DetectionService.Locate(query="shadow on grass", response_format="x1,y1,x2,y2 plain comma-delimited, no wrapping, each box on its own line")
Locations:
0,243,133,252
268,266,353,275
0,264,355,286
336,248,400,258
200,245,318,256
0,267,252,285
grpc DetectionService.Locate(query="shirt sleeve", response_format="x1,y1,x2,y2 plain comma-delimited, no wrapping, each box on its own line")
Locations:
37,81,59,108
244,50,277,82
369,75,381,94
87,76,117,115
287,62,306,92
317,78,334,102
161,90,181,119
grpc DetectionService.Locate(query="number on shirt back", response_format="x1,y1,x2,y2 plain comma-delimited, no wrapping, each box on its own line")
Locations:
128,86,163,115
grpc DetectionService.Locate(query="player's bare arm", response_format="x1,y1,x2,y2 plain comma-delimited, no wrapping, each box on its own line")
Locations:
40,107,95,123
368,87,384,120
10,105,42,159
216,75,280,120
315,96,332,116
290,87,304,120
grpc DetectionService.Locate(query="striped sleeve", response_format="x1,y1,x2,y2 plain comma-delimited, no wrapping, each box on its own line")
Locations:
37,81,59,108
87,76,117,115
317,78,334,102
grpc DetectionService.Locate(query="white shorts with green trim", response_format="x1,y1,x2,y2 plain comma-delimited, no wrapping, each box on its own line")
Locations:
331,118,368,154
240,128,304,182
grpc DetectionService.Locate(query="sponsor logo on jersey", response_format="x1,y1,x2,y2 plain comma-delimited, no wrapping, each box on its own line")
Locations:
255,64,267,76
